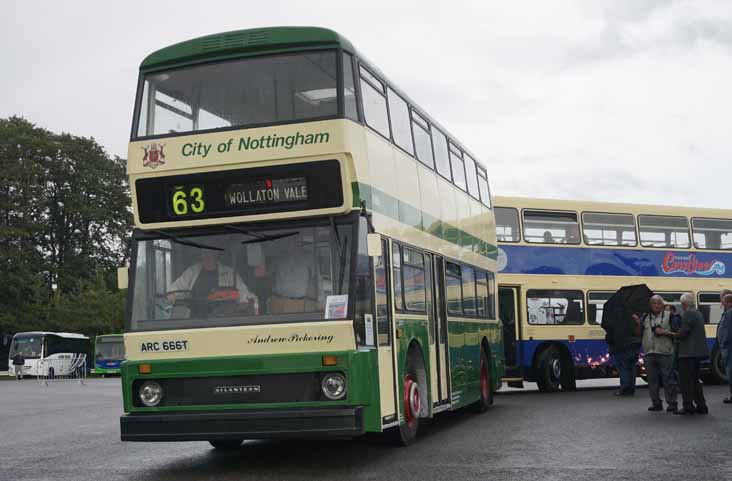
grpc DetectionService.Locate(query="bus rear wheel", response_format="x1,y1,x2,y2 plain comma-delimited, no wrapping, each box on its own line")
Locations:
471,349,493,412
706,348,727,384
536,347,562,393
209,439,243,450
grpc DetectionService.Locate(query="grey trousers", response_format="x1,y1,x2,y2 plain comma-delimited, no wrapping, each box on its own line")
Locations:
14,365,24,379
646,353,677,407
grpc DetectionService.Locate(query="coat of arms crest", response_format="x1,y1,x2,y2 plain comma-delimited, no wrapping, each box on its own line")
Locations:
142,143,166,169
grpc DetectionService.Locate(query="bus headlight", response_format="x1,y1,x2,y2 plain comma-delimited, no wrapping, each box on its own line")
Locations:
139,381,164,407
321,373,346,400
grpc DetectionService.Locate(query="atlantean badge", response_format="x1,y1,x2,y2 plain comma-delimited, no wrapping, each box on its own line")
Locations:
142,143,166,169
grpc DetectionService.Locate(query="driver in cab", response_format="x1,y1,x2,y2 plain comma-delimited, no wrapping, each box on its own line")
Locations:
167,248,256,315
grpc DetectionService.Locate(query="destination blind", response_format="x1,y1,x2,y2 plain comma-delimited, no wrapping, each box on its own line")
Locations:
135,159,343,223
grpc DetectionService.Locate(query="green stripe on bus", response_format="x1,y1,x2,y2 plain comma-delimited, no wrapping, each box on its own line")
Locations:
353,182,497,260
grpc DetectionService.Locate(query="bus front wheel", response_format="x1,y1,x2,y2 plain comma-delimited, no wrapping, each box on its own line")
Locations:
385,352,422,446
209,439,243,450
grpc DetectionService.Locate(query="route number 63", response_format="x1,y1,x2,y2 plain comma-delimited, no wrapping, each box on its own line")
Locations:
172,187,205,215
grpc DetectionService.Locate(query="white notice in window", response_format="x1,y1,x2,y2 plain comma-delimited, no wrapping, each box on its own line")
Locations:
325,295,348,319
364,314,374,345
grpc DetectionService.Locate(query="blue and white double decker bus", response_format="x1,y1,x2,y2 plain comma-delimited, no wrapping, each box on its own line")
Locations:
494,196,732,392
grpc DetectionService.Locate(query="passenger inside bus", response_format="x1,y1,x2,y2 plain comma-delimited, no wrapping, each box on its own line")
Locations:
167,249,256,316
268,238,320,314
543,231,555,243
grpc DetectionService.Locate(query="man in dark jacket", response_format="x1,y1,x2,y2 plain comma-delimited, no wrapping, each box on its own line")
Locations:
602,305,642,396
673,292,710,415
717,290,732,404
12,351,25,380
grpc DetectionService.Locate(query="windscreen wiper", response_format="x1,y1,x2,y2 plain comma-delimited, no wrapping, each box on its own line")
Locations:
240,231,300,245
223,224,266,240
149,230,224,251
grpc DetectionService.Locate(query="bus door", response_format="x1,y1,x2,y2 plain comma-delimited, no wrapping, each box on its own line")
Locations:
374,238,399,425
499,286,521,373
433,256,450,404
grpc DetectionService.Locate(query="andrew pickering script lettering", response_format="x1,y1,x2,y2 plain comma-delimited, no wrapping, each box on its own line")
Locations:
247,333,335,345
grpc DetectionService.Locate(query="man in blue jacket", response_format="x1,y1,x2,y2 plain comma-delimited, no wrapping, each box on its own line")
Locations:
717,290,732,404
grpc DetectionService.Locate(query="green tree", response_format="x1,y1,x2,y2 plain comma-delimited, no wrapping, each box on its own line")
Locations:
0,116,131,337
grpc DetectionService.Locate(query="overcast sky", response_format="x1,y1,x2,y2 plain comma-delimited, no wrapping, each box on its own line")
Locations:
2,0,730,208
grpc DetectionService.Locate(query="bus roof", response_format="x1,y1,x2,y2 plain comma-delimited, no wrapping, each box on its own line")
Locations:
13,331,89,340
493,195,732,219
140,26,355,72
136,26,487,171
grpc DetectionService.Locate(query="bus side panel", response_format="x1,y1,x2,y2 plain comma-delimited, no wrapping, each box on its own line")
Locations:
348,349,382,433
446,319,468,407
519,338,613,381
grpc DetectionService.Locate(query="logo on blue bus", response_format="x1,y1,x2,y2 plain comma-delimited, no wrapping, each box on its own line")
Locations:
661,252,726,276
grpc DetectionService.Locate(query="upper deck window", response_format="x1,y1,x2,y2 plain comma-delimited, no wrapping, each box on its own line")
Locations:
582,212,637,246
135,51,339,138
638,215,690,248
449,146,467,191
343,53,359,122
464,154,480,200
432,128,451,180
692,218,732,250
411,110,434,169
477,167,491,208
523,210,580,245
359,66,391,138
387,88,414,156
495,207,520,242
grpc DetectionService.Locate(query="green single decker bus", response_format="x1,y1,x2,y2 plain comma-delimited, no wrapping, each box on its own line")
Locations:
94,334,126,375
119,26,504,448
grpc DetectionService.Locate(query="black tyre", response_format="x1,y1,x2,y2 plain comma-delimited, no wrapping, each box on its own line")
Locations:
47,367,55,380
209,439,243,450
536,347,562,393
709,348,727,384
471,348,493,412
385,351,422,446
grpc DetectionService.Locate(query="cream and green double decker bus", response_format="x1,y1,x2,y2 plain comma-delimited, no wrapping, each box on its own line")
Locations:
119,26,503,448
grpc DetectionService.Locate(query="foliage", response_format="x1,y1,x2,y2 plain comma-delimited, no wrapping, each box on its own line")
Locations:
0,116,131,338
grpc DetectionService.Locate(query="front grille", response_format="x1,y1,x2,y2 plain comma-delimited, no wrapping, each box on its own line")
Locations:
132,373,324,407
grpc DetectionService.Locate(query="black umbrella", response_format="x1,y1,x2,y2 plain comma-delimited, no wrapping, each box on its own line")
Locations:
603,284,654,315
601,284,654,341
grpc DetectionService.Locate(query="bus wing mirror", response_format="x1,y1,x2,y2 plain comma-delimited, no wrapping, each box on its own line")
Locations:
117,267,129,290
366,234,382,257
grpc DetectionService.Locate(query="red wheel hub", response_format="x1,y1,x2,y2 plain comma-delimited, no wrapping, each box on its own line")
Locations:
403,375,420,427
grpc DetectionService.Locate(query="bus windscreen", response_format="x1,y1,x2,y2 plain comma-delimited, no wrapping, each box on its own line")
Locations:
9,335,42,359
129,221,353,331
96,338,125,361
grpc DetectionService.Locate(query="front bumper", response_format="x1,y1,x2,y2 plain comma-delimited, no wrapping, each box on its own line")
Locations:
120,406,364,441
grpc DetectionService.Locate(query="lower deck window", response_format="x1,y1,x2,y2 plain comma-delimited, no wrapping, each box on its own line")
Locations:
527,289,584,325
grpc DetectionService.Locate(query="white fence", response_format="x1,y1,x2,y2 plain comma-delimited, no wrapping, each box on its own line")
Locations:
38,354,87,386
